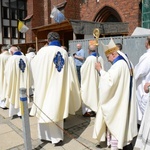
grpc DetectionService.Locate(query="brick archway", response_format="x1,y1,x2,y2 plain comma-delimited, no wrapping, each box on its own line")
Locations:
94,6,122,22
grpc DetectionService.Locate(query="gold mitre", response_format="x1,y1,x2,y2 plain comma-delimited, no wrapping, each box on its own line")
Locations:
101,38,118,55
89,40,98,46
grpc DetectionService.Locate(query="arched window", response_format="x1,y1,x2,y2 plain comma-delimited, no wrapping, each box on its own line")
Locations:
94,6,122,22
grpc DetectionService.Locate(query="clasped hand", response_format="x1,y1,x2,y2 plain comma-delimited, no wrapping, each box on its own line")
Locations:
95,62,102,72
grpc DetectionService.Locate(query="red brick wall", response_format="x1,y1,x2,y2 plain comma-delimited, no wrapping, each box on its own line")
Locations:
64,0,81,19
26,0,51,43
79,0,141,35
41,0,141,35
32,0,44,27
26,0,141,44
26,0,33,43
50,0,81,21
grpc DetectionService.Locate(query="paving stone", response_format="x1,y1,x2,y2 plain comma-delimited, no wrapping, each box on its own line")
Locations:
0,107,137,150
0,131,23,150
0,124,12,134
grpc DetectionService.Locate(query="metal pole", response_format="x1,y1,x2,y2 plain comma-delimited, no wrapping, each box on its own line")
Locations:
20,88,32,150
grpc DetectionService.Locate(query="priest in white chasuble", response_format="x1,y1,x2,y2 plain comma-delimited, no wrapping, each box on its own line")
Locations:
81,40,104,117
30,32,81,146
4,46,31,117
93,38,137,150
0,45,11,108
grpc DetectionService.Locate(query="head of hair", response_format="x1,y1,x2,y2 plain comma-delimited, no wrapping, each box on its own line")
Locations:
6,44,12,50
147,36,150,45
1,45,9,52
116,43,122,50
47,32,60,42
27,47,35,53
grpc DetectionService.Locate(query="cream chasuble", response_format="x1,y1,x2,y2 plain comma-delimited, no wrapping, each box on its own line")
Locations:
30,46,80,123
81,55,104,112
93,57,137,149
0,51,11,107
4,54,31,115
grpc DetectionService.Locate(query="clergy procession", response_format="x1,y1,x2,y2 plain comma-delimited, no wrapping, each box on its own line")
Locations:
0,31,150,150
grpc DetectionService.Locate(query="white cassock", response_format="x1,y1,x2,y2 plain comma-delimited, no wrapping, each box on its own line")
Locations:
134,48,150,123
30,46,81,144
0,51,11,108
93,52,137,149
4,52,31,117
81,54,104,114
134,98,150,150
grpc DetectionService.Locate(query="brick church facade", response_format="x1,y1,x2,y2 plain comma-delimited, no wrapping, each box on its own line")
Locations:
25,0,141,49
0,0,142,52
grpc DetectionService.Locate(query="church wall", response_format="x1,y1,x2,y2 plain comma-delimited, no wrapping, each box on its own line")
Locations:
25,0,142,45
79,0,141,35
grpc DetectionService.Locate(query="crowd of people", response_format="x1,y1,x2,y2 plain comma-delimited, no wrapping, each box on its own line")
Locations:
0,31,150,150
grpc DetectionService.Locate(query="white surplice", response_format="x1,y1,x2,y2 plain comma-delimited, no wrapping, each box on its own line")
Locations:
134,98,150,150
93,53,137,149
135,49,150,123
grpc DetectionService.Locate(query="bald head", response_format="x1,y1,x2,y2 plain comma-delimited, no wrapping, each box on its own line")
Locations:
9,46,18,55
88,45,97,54
77,43,82,50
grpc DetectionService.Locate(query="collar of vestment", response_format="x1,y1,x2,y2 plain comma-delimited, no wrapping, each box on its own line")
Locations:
147,48,150,52
90,52,97,57
113,55,125,64
49,40,61,47
13,51,22,55
113,54,133,101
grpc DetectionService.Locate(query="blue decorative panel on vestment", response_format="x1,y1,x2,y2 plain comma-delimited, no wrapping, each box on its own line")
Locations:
53,52,64,72
19,59,26,73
